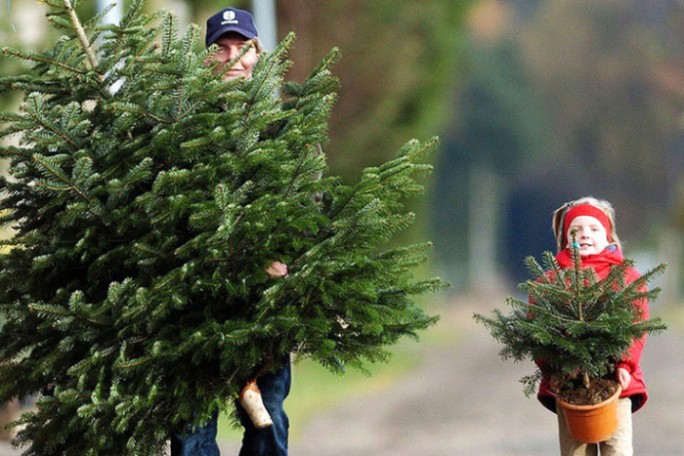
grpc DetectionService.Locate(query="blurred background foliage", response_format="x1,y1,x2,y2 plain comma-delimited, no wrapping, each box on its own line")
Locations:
1,0,683,301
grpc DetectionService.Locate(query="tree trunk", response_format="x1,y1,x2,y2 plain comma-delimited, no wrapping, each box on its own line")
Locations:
468,164,501,290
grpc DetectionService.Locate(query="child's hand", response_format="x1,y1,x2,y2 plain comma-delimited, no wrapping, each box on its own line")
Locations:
617,367,631,389
266,261,288,278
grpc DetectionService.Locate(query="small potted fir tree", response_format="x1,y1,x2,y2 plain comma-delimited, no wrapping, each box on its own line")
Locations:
475,242,666,443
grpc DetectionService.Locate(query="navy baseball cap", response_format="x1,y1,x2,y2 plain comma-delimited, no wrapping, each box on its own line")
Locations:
205,7,259,47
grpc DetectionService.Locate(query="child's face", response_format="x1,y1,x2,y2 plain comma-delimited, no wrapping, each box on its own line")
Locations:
566,215,610,256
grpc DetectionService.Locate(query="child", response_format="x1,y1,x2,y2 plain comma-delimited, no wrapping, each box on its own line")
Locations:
537,196,650,456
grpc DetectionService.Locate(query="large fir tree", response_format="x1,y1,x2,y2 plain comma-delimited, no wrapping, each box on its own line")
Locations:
0,1,445,454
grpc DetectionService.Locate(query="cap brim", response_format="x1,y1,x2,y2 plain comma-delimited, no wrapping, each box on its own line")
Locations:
206,25,257,47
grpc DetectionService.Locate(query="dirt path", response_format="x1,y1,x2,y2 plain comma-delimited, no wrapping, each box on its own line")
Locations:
1,292,682,455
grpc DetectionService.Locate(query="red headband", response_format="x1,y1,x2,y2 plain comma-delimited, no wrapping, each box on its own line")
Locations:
563,204,612,242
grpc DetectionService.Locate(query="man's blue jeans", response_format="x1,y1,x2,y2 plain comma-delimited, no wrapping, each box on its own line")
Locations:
170,410,221,456
237,360,291,456
170,360,291,456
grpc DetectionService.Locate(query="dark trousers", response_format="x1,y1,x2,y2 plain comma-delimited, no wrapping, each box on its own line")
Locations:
171,360,291,456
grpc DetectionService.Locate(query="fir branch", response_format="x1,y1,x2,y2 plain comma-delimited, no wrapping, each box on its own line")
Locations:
25,100,79,149
62,0,99,72
108,101,172,125
31,155,97,211
160,12,177,60
1,47,86,76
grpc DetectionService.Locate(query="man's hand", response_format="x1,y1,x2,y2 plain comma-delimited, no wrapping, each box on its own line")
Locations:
266,261,288,278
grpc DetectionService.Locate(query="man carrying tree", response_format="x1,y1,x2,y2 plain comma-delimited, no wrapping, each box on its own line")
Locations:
170,8,292,456
0,1,442,454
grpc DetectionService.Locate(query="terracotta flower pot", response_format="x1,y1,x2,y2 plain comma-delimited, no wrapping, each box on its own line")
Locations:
556,385,622,444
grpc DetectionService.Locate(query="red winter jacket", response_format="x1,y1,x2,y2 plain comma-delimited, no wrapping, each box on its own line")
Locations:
535,245,649,413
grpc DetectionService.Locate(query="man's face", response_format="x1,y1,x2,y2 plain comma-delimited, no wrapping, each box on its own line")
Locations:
212,33,259,81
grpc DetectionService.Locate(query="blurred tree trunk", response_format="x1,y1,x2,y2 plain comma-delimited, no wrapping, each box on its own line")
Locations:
659,229,683,304
469,163,501,290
